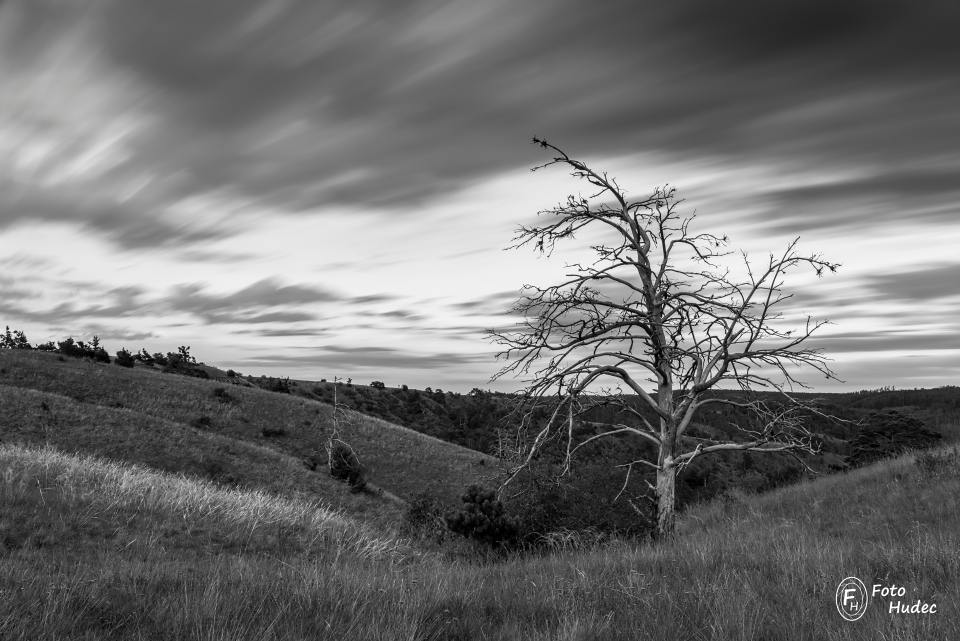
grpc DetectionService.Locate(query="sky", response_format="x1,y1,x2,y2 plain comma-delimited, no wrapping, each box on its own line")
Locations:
1,0,959,393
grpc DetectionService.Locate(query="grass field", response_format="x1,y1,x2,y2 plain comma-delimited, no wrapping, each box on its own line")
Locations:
2,349,958,639
0,350,497,510
1,441,956,640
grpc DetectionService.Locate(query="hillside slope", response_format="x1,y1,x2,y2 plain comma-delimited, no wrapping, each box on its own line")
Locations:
0,350,497,509
1,440,956,639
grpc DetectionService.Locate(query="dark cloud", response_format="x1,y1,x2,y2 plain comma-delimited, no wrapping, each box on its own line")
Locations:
240,344,491,370
170,279,335,312
449,289,521,312
165,278,338,324
235,328,330,338
0,182,232,250
203,310,317,325
0,284,151,324
812,330,960,354
7,0,952,212
862,263,960,302
349,294,398,305
750,166,960,234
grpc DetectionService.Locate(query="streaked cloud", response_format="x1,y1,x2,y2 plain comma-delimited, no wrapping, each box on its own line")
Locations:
1,0,959,390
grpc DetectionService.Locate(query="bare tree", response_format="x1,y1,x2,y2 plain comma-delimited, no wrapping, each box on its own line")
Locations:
491,138,839,537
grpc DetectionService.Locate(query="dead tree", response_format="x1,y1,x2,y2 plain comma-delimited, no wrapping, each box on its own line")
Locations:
490,138,839,537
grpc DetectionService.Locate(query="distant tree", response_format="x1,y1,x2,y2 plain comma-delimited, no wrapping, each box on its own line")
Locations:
115,348,135,368
1,326,30,349
370,380,386,389
491,138,840,537
848,411,941,467
177,345,196,364
325,377,366,491
446,485,519,547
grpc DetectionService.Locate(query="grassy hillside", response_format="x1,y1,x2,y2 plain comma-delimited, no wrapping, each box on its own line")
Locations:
2,440,956,639
0,350,496,510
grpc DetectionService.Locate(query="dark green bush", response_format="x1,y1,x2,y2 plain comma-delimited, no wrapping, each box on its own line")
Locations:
191,416,213,430
328,440,366,491
848,411,941,467
256,376,291,394
1,326,30,349
261,426,286,438
114,348,135,368
212,387,235,403
56,337,110,362
445,485,519,548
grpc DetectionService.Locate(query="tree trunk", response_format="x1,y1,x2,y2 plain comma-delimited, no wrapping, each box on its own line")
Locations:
655,463,677,537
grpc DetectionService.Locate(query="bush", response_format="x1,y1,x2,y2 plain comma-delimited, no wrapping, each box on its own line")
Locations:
56,337,110,362
191,416,213,430
848,411,941,467
402,492,449,543
370,380,386,389
328,440,366,491
261,426,286,438
445,485,519,548
212,387,235,403
114,348,135,368
163,348,208,378
1,326,30,349
256,376,291,394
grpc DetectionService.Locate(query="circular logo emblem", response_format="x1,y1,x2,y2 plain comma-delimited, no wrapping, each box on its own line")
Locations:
836,577,869,621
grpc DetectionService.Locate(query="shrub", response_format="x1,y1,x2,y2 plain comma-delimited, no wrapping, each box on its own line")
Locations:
445,485,519,548
114,348,135,368
370,380,386,389
226,369,237,378
848,411,941,467
212,387,235,403
56,337,110,362
1,326,30,349
402,492,448,543
191,416,213,430
327,440,366,491
261,426,286,438
163,349,208,378
257,376,291,394
302,448,325,472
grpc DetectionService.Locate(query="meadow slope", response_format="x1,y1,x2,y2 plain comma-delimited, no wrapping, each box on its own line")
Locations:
0,350,497,510
1,441,956,640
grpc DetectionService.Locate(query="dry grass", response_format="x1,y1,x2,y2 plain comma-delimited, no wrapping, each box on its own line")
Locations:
2,440,957,640
2,350,957,639
0,350,495,506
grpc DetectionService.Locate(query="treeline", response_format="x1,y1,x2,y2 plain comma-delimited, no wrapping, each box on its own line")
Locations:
295,380,949,537
0,325,208,378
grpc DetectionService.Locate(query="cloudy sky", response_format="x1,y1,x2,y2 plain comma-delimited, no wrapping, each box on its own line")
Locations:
2,0,959,392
